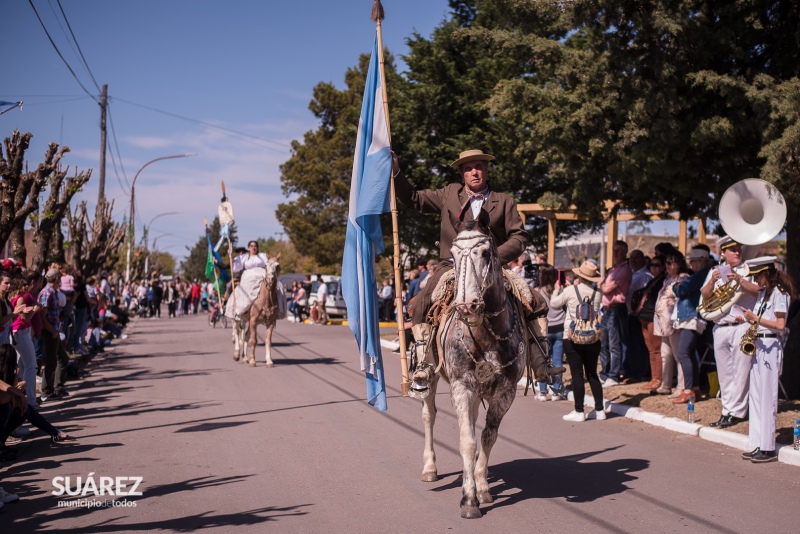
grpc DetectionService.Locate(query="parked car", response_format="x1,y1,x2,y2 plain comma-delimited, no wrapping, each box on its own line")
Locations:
308,275,347,318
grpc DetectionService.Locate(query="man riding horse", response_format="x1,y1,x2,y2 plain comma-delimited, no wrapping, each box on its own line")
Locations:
391,149,565,396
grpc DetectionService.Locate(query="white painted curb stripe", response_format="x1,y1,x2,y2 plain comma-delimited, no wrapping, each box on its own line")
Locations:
518,383,800,467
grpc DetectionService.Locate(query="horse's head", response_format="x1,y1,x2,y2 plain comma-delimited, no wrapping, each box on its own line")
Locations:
448,208,500,320
265,253,281,286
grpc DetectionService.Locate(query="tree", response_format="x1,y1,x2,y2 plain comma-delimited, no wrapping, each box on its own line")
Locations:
0,130,67,264
29,165,91,272
180,217,237,282
66,199,127,277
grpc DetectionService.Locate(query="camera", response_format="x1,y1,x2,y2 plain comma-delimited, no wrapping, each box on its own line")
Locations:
523,261,539,288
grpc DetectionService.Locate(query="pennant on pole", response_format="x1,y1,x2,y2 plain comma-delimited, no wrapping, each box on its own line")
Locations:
341,35,392,413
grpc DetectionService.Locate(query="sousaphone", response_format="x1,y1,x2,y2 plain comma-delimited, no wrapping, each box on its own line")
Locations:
698,179,786,321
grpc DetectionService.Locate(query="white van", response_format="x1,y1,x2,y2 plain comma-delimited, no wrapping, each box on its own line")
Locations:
308,275,347,318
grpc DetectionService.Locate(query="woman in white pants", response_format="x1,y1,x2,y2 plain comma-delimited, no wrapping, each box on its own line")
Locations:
737,257,794,464
653,252,689,396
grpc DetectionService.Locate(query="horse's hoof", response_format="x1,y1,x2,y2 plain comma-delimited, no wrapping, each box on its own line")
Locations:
248,362,256,367
460,506,482,519
421,471,438,482
477,492,493,504
233,354,239,361
265,362,275,368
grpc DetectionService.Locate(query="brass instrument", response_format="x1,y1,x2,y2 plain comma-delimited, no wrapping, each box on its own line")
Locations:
740,309,764,356
697,263,749,321
698,178,786,321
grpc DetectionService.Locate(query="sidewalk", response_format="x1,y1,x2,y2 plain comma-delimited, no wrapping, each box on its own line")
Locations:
520,377,800,468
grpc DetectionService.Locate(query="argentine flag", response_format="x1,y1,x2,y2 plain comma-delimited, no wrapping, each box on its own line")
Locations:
341,36,392,413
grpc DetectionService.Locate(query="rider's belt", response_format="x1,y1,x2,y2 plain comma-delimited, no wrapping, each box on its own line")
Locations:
755,333,779,339
716,322,738,327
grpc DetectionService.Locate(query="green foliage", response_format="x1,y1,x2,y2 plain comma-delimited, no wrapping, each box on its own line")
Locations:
280,0,800,279
179,217,237,281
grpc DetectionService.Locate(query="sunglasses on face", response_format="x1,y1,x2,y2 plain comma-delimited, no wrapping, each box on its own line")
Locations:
650,263,663,268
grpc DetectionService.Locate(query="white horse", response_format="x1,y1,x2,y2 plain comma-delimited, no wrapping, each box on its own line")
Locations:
420,211,527,519
231,255,281,367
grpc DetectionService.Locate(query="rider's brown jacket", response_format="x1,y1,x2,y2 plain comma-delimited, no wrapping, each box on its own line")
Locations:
393,170,529,264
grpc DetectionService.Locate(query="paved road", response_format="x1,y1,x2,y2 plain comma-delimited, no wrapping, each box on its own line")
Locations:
2,314,798,533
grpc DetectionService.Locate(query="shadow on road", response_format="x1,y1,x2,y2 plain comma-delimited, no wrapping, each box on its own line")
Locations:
428,446,649,512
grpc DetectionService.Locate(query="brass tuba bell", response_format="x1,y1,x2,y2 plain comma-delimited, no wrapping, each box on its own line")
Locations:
698,179,786,321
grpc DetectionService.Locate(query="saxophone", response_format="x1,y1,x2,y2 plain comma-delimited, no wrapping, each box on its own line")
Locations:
740,307,764,357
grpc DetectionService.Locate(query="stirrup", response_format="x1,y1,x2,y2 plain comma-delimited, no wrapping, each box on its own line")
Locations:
409,363,434,400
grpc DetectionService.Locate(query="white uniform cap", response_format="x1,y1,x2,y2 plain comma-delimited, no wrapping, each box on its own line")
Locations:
745,256,777,274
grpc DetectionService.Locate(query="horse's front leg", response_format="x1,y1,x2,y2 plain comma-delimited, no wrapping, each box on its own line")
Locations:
248,319,258,367
232,321,241,361
451,383,482,519
475,386,516,504
264,321,275,368
421,374,439,481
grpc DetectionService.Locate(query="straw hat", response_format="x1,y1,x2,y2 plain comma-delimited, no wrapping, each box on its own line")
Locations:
572,261,602,283
450,149,495,169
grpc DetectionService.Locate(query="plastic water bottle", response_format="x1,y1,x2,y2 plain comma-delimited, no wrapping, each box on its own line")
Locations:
687,398,695,423
794,420,800,451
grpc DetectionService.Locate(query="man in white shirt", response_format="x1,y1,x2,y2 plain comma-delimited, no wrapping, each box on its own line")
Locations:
379,279,394,321
701,236,761,427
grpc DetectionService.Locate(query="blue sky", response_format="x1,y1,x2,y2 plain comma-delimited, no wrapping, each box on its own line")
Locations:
2,0,451,262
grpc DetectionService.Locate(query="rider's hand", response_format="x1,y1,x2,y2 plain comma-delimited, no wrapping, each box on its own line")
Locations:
390,151,400,177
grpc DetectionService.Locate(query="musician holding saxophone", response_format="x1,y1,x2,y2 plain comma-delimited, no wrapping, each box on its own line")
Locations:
700,236,762,428
735,257,795,463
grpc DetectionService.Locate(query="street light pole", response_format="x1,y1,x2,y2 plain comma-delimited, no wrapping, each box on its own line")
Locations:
142,222,180,276
126,154,195,283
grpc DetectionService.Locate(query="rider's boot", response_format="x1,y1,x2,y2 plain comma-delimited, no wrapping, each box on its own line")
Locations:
409,323,435,400
528,313,566,382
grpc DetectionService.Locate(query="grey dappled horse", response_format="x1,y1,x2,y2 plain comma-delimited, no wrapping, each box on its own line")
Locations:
232,255,281,367
420,210,526,519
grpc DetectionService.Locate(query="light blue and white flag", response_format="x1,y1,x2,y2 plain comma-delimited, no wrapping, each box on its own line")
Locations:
341,35,392,413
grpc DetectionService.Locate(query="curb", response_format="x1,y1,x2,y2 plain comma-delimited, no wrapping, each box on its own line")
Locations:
524,384,800,468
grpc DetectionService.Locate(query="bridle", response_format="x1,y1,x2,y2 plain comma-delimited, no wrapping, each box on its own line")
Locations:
445,232,525,382
451,233,496,322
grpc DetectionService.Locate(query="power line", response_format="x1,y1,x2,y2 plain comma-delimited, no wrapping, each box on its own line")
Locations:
55,0,101,92
27,0,98,102
112,97,291,151
106,103,131,194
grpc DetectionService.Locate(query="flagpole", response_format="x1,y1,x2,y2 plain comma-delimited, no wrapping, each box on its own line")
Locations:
372,0,410,397
222,181,238,315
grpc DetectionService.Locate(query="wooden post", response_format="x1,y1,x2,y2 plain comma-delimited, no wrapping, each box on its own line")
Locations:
698,218,707,244
606,215,618,270
98,84,107,204
547,218,556,266
373,0,410,396
679,219,688,255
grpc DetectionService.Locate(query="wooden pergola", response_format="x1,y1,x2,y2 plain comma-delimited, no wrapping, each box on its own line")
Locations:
517,201,707,269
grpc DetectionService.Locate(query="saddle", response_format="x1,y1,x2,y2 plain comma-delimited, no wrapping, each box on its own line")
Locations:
427,267,541,326
422,268,549,388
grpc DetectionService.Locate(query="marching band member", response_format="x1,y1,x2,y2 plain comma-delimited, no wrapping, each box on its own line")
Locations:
700,236,761,428
737,257,795,463
232,241,269,274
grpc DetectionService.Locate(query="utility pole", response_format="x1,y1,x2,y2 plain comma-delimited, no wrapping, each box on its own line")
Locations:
98,84,108,204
